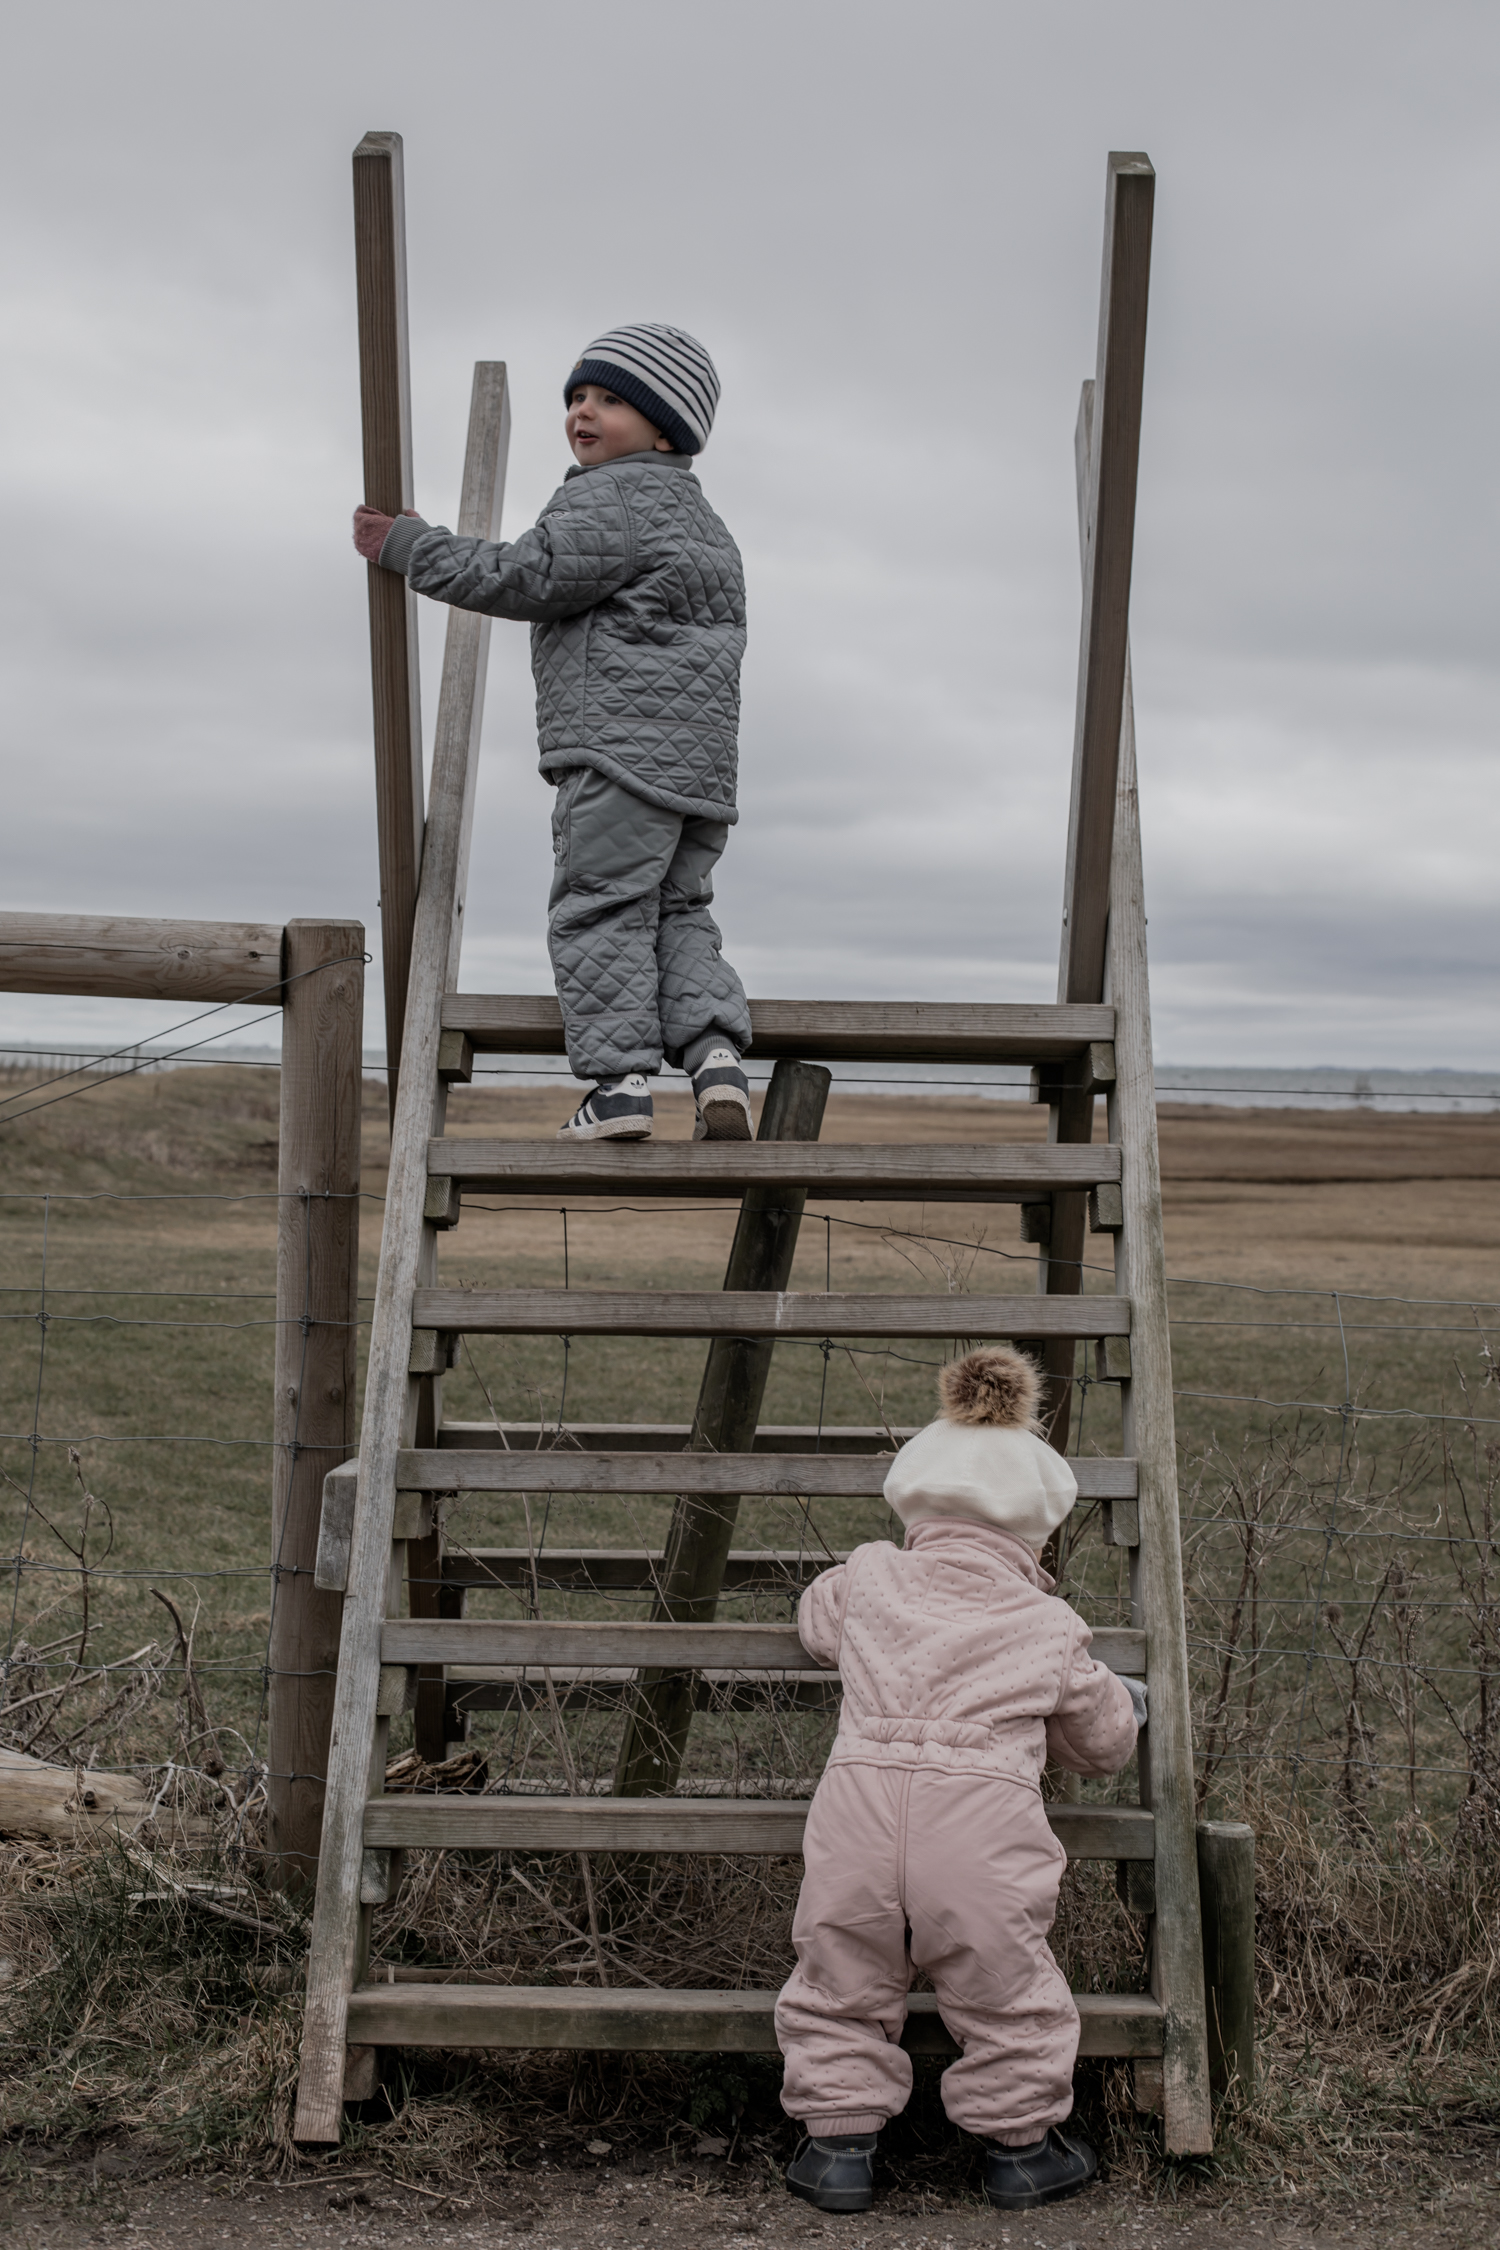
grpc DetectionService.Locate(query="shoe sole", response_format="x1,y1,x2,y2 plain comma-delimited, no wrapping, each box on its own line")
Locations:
556,1116,653,1142
696,1091,752,1141
784,2174,873,2215
984,2161,1097,2212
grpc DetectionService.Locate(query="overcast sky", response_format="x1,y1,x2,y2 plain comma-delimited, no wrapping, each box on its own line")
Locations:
1,1,1496,1068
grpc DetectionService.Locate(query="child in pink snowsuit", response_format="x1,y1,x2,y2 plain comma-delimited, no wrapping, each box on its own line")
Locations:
777,1346,1144,2216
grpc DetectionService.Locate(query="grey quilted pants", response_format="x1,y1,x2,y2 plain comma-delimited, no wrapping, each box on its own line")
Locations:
547,767,751,1083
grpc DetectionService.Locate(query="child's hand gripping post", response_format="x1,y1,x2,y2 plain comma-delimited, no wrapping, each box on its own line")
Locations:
353,504,419,561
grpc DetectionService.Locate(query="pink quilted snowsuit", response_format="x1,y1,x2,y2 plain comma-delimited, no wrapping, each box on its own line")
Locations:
775,1521,1137,2144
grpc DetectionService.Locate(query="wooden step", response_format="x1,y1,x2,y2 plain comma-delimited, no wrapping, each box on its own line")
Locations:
380,1618,1147,1676
442,994,1115,1066
437,1545,833,1591
447,1666,841,1714
435,1421,906,1454
363,1794,1153,1860
397,1449,1138,1500
345,1981,1162,2058
410,1288,1131,1343
427,1139,1119,1202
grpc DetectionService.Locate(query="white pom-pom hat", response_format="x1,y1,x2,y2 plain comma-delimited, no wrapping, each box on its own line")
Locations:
882,1346,1078,1551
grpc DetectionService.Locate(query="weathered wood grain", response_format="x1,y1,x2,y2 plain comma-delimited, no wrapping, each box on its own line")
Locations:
447,1666,842,1715
353,129,424,1114
294,356,510,2146
0,914,285,1003
410,1289,1131,1341
1057,151,1154,1008
1198,1820,1256,2098
395,1449,1139,1500
343,1981,1165,2058
427,1139,1120,1201
1109,635,1213,2154
265,922,364,1892
362,1793,1155,1860
379,1617,1147,1677
442,993,1114,1063
432,1421,909,1453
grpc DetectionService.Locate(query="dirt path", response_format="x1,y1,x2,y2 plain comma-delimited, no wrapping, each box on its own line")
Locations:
5,2153,1499,2250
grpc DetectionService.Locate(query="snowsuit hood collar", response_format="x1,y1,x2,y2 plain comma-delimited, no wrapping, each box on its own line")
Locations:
901,1516,1055,1593
564,451,696,480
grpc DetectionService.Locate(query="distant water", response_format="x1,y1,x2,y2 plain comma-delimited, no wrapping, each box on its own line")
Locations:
2,1044,1495,1114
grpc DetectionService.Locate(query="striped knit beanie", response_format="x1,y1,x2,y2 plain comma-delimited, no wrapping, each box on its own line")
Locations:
564,323,720,455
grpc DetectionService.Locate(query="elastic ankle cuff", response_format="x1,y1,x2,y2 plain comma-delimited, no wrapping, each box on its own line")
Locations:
993,2131,1051,2154
801,2112,884,2137
682,1032,740,1076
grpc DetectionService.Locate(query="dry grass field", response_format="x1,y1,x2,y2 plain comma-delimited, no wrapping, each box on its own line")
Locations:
0,1064,1497,2233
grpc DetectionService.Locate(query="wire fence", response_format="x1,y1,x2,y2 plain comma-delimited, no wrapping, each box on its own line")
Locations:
1,1053,1496,1864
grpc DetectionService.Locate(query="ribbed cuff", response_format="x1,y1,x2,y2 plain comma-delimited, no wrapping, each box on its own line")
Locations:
376,513,428,574
799,2111,885,2137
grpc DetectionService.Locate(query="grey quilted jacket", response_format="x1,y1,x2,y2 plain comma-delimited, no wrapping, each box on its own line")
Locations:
379,452,745,822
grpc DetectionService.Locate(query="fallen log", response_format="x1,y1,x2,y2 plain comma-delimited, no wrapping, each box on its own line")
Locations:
0,1747,150,1841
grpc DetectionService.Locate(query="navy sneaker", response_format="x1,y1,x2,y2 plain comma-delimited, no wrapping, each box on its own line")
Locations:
556,1073,654,1141
784,2131,877,2213
691,1047,752,1140
983,2125,1097,2210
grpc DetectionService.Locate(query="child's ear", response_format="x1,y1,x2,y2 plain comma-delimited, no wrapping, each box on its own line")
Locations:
653,433,674,452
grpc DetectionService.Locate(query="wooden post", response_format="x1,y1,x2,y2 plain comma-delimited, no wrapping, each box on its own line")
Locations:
1058,151,1154,1009
354,130,424,1122
613,1060,832,1797
1198,1821,1256,2099
1021,155,1154,1455
266,921,364,1892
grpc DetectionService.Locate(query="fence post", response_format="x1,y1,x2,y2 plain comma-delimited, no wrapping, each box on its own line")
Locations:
1197,1819,1256,2099
266,920,365,1891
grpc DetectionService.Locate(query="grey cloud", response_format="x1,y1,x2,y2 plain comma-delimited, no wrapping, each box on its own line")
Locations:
0,1,1495,1069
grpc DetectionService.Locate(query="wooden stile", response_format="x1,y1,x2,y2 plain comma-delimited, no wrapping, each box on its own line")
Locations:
295,144,1222,2159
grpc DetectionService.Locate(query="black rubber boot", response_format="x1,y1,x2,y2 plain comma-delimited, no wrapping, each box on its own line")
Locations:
983,2125,1098,2210
784,2131,878,2213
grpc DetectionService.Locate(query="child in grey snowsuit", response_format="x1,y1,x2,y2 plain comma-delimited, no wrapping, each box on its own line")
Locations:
352,323,752,1142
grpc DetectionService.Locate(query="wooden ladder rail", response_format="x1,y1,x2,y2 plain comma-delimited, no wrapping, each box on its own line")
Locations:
1021,153,1212,2152
1106,636,1212,2151
294,358,510,2144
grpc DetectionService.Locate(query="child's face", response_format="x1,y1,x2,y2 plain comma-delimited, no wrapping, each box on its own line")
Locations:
566,383,674,467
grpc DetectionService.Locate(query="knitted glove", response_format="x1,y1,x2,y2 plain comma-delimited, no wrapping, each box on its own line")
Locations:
1119,1677,1148,1730
353,504,418,562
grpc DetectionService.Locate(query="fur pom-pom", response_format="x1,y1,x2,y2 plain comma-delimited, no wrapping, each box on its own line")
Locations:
937,1346,1043,1431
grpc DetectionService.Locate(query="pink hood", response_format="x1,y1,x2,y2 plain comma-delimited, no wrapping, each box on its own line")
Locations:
796,1519,1137,1789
